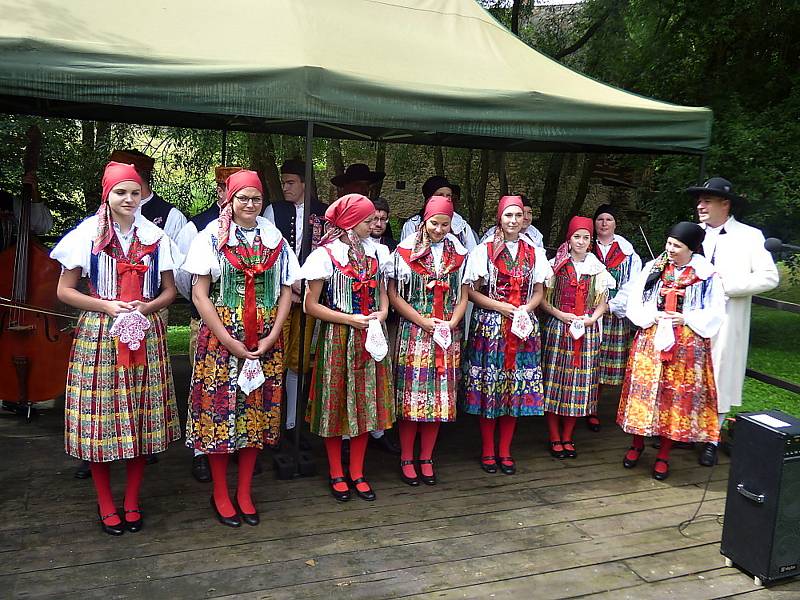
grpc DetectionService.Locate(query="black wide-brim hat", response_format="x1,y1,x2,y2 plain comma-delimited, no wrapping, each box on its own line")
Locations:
685,176,742,203
330,163,386,186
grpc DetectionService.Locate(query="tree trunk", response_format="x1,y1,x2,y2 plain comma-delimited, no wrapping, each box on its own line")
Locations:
496,151,509,196
80,121,101,214
538,152,565,246
327,139,345,202
374,141,386,198
463,149,474,221
469,149,491,233
247,133,283,203
433,145,445,177
558,154,598,241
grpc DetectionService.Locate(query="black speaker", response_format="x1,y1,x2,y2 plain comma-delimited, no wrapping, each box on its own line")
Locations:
721,410,800,585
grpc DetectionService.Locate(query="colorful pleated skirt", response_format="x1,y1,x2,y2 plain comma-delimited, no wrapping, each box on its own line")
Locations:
597,313,633,386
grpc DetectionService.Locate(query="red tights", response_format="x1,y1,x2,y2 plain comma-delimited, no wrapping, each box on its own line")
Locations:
91,455,147,526
398,420,441,477
324,434,371,493
545,412,578,451
208,448,260,518
478,416,517,466
625,435,673,474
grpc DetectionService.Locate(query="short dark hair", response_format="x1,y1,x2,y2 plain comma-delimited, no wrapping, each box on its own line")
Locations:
280,159,306,183
372,196,390,213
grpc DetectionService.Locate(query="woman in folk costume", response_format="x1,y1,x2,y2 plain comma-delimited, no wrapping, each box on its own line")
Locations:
462,195,552,475
51,161,181,536
387,196,469,486
541,216,615,459
302,194,395,502
587,204,642,431
183,170,298,527
617,222,725,480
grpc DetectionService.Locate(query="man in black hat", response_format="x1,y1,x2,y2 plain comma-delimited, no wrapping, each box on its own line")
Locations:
330,163,385,197
688,177,779,466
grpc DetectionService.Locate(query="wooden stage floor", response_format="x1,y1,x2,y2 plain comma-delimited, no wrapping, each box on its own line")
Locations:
1,356,798,599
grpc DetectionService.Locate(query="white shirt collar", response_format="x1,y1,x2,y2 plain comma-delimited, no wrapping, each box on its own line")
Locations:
225,215,283,249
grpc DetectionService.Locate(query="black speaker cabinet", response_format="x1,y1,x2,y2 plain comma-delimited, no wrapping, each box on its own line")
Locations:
721,410,800,585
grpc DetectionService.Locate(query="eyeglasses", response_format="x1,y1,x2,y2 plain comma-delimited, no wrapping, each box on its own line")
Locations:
233,195,263,206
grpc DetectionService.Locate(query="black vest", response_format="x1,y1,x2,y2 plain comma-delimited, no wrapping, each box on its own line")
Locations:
140,192,174,229
270,198,327,256
190,203,220,233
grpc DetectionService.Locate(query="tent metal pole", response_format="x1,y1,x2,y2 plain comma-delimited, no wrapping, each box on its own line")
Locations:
293,120,315,476
698,153,707,183
221,129,228,165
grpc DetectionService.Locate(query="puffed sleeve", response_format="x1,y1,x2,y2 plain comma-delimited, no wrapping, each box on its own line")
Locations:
532,247,553,284
400,217,418,241
50,221,93,275
156,234,183,273
624,265,658,330
300,246,333,281
280,242,301,286
374,243,393,279
182,229,222,280
173,222,198,300
683,273,726,338
463,242,489,285
609,253,643,318
387,249,412,282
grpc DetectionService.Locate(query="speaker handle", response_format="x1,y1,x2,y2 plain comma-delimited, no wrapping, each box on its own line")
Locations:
737,483,766,504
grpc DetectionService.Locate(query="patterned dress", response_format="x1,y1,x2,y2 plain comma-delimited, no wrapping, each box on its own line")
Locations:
303,239,395,437
542,255,615,417
50,215,180,462
183,219,299,452
617,255,725,442
595,236,641,385
462,237,552,418
391,234,467,422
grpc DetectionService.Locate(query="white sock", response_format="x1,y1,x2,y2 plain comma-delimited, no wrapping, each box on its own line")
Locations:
712,411,728,446
371,430,384,439
194,449,205,457
285,369,298,430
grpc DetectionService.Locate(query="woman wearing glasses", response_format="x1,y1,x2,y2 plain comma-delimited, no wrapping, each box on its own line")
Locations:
183,170,299,527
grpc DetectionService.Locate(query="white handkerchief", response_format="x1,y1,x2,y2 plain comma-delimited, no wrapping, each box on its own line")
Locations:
237,358,265,395
433,322,452,350
510,309,534,340
654,317,676,352
365,319,388,362
568,318,585,340
109,310,150,350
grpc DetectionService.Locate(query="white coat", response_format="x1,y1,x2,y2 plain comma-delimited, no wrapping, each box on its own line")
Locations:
703,216,779,412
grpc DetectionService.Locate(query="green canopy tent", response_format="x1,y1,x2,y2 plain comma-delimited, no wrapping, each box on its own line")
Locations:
0,0,713,468
0,0,711,154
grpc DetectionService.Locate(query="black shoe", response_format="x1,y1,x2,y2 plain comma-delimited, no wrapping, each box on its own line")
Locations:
652,458,670,481
145,454,158,465
417,459,437,485
75,460,92,479
98,507,124,536
400,460,420,486
350,477,376,501
124,509,143,533
562,440,577,459
480,456,498,473
234,501,260,526
587,416,601,432
370,433,401,454
623,446,644,469
498,457,516,475
210,496,241,527
329,477,351,502
549,441,566,459
699,442,718,467
192,455,212,483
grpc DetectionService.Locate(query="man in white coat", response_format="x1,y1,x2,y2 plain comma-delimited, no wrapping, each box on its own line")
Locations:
689,177,779,466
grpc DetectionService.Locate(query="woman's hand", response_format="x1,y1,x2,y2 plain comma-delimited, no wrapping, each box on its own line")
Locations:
663,311,685,326
225,338,259,360
350,314,374,330
368,310,387,324
255,332,280,356
558,310,579,324
129,300,152,316
495,302,517,319
104,300,134,318
582,315,596,326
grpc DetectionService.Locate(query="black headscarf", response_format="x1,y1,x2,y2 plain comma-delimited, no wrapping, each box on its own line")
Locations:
643,221,706,296
422,175,451,200
593,203,617,222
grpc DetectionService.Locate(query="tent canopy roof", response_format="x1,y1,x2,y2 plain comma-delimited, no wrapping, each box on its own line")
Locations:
0,0,712,154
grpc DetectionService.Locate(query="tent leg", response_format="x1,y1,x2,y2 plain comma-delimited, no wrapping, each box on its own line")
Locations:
221,129,228,165
698,153,707,183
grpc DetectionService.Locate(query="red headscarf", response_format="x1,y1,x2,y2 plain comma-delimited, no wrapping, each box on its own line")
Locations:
490,195,526,261
553,216,595,274
92,161,144,255
217,170,263,249
318,194,375,246
423,195,454,221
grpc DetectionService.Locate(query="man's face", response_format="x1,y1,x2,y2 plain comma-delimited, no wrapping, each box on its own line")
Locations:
341,180,371,197
371,209,389,237
216,183,227,205
281,174,305,204
696,194,730,227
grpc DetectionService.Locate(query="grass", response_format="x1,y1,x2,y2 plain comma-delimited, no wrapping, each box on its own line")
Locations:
167,325,190,355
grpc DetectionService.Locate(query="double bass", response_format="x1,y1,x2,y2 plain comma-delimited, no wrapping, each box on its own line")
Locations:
0,126,74,420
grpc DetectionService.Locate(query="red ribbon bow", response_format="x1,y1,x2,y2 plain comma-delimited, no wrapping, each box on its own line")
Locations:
427,279,451,373
658,286,685,363
115,261,149,367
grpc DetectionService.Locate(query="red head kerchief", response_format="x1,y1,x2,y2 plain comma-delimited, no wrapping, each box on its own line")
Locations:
423,195,454,222
325,193,375,230
497,195,524,222
217,170,263,249
92,161,144,255
566,215,594,240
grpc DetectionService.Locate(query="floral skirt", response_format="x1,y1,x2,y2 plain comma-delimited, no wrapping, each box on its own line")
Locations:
394,317,461,422
185,305,283,453
617,324,719,443
598,313,633,386
541,316,601,417
461,308,544,418
307,320,395,437
64,311,179,462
